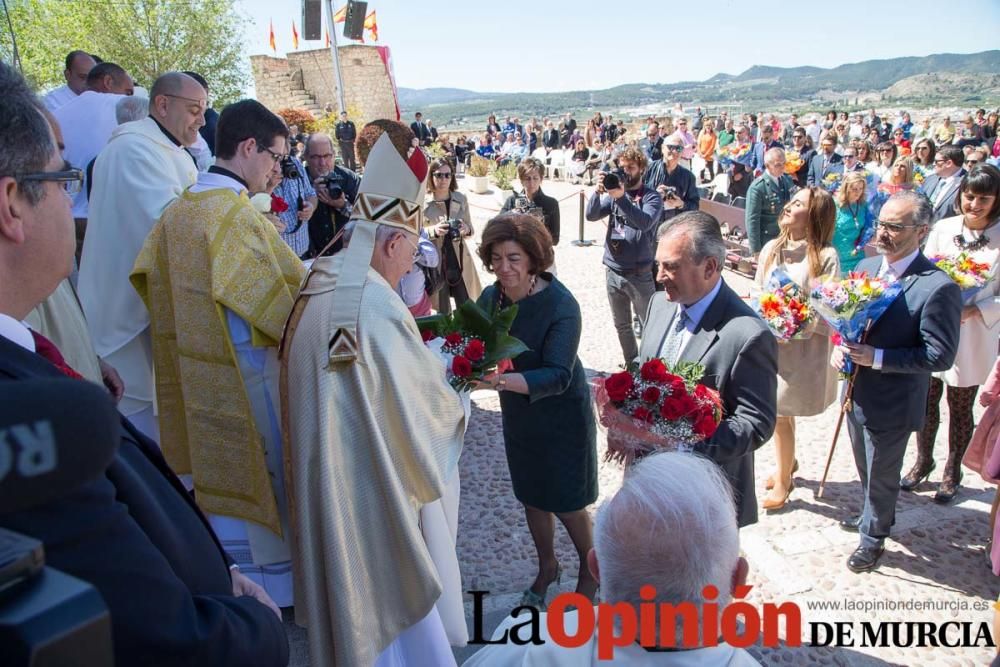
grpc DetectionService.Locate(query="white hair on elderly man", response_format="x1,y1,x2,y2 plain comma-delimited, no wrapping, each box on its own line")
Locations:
594,452,739,629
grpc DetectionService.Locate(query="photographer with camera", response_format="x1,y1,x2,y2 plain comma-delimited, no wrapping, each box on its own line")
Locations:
425,157,482,314
644,141,700,223
271,153,317,257
500,157,560,249
304,133,360,257
586,147,663,365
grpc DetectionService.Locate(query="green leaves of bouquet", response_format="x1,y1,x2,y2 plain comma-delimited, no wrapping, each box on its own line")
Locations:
417,300,529,370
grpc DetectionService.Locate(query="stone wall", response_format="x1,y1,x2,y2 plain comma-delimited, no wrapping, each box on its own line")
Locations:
251,45,398,124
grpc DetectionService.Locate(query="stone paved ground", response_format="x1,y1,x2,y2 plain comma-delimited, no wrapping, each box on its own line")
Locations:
287,174,998,666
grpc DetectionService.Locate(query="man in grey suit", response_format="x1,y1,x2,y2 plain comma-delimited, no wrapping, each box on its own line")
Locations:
920,145,966,223
806,134,844,187
833,191,961,572
638,212,778,527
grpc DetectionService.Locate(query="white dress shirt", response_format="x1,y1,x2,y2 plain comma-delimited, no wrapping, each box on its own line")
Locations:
871,249,920,369
657,278,724,359
0,312,36,353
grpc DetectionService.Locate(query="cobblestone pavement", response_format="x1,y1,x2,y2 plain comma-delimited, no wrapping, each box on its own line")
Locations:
287,175,998,666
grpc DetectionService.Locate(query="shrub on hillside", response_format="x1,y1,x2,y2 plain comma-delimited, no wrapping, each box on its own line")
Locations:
277,108,317,133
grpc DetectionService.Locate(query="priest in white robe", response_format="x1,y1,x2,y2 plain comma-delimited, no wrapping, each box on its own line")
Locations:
42,50,96,113
131,99,304,607
282,121,467,666
77,71,204,440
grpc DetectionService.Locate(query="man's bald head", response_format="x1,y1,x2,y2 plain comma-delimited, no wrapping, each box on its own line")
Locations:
148,72,207,146
87,62,133,95
64,50,96,95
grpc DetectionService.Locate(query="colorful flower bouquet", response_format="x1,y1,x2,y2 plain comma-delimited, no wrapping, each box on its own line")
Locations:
716,142,752,169
784,150,804,175
810,272,903,377
929,252,994,304
250,192,290,215
752,268,815,341
822,172,842,193
592,359,723,465
417,300,528,391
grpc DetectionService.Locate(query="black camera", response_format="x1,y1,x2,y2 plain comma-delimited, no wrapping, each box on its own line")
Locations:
514,196,530,211
663,186,678,199
445,218,462,241
327,183,344,200
603,169,626,191
280,156,300,180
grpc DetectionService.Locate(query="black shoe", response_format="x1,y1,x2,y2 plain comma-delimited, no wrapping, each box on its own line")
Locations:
839,515,862,532
899,461,935,491
934,474,961,504
847,544,884,573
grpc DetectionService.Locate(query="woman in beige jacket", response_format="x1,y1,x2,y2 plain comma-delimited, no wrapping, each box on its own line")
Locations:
424,157,482,314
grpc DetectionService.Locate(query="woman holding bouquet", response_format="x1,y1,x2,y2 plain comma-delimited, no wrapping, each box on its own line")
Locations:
833,172,874,274
904,164,1000,502
425,157,482,315
475,213,599,609
755,187,840,510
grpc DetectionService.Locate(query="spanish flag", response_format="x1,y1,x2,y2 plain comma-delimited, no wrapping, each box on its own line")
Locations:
364,10,378,42
332,4,347,23
292,20,299,50
268,19,276,53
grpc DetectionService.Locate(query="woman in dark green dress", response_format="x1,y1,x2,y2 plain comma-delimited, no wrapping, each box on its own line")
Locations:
476,213,599,610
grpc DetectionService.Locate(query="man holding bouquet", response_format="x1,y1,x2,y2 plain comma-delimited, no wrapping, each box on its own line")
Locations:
831,191,961,572
639,212,778,527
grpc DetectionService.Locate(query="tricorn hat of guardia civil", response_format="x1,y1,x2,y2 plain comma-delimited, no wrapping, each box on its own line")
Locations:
317,120,428,365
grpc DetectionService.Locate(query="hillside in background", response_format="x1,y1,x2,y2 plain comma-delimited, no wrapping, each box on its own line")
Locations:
401,50,1000,129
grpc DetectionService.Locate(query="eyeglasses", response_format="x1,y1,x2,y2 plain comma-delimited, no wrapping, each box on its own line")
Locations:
878,149,894,154
400,234,421,259
876,220,921,233
666,145,683,152
966,159,981,166
933,158,948,165
259,146,286,164
916,146,930,151
17,168,84,196
309,153,334,161
843,154,857,159
432,172,452,179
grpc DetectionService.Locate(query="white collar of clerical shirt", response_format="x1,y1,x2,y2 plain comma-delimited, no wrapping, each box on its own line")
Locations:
189,169,247,196
0,312,35,352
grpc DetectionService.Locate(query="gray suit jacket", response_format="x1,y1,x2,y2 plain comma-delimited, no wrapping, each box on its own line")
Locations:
850,254,961,432
639,280,778,527
921,170,965,223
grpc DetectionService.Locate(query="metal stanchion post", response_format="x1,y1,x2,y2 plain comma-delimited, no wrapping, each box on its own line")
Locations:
571,190,595,247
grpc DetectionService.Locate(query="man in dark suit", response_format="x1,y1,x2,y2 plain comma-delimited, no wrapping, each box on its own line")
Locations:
410,111,431,146
334,110,358,170
806,134,844,186
920,145,966,223
638,212,779,527
0,61,288,666
786,127,815,187
745,147,794,254
833,191,961,572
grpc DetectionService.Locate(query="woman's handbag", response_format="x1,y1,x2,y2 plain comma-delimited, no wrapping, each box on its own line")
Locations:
422,262,446,297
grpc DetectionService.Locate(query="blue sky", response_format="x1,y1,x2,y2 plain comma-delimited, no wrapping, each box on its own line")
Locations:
238,0,1000,92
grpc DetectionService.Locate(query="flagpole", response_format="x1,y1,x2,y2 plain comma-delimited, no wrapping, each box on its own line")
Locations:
324,0,347,115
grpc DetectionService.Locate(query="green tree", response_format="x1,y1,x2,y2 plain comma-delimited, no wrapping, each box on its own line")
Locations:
2,0,251,104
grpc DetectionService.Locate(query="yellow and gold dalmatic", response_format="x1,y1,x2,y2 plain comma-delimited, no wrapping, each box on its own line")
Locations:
131,188,305,536
282,131,466,665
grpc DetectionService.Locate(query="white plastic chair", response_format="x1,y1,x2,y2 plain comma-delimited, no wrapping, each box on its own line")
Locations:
546,150,565,181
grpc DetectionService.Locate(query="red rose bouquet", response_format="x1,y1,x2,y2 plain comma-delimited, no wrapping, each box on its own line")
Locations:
592,359,723,465
417,300,528,391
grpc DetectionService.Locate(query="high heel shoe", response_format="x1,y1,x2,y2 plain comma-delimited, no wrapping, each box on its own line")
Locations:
765,459,799,490
762,480,794,511
518,564,562,611
899,461,936,492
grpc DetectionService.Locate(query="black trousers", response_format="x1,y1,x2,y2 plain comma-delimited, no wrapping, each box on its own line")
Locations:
339,141,357,171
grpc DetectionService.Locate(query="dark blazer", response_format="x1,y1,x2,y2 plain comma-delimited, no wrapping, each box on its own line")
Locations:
806,151,844,186
639,282,779,527
749,139,783,173
410,120,431,145
921,169,965,223
542,129,560,150
849,254,961,432
0,336,289,666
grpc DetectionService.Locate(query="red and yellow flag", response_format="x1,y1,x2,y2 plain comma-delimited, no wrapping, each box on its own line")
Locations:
268,19,276,53
325,28,331,47
292,20,300,50
332,4,347,23
364,11,378,42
